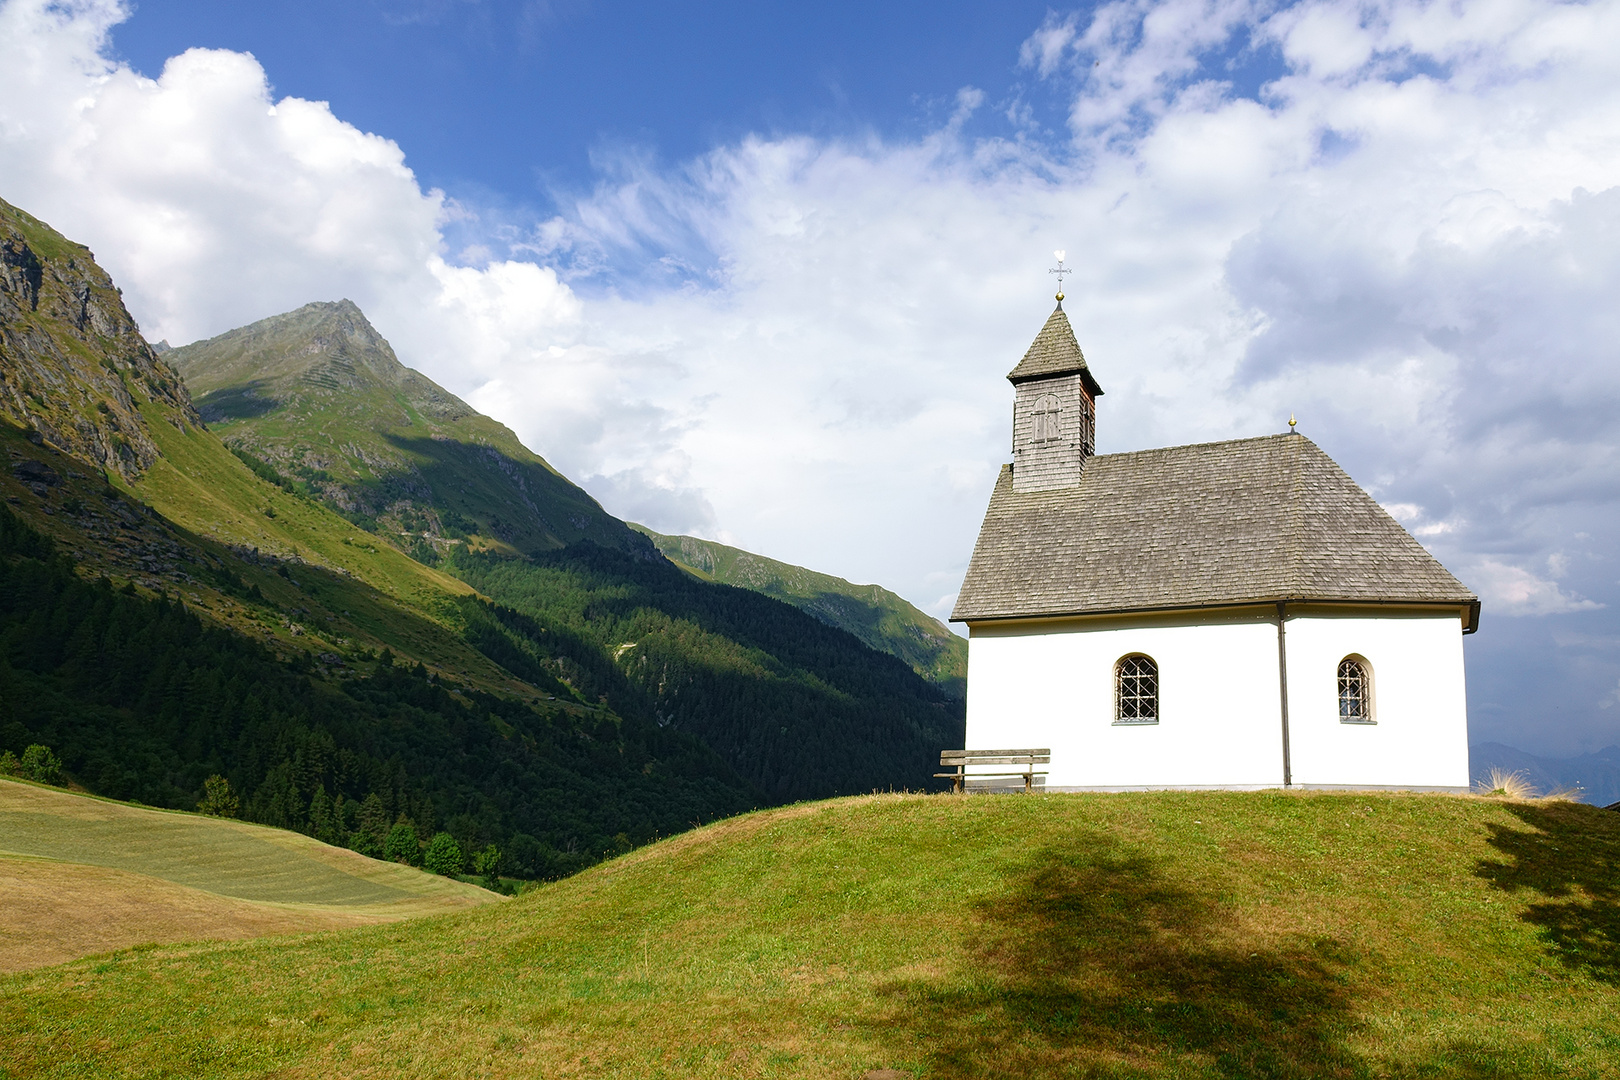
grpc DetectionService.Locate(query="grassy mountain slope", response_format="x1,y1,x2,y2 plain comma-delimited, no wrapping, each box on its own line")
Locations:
0,777,497,972
5,790,1617,1077
449,545,964,802
0,500,756,871
162,298,965,799
167,300,644,558
0,198,759,867
633,524,967,696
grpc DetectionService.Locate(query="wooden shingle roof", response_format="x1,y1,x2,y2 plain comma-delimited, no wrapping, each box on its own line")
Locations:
951,433,1479,628
1006,305,1104,397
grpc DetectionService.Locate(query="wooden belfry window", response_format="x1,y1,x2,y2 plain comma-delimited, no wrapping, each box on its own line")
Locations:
1031,394,1062,444
1338,657,1373,723
1115,654,1158,724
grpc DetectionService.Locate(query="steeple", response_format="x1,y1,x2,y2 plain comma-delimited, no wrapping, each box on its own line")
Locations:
1007,303,1104,493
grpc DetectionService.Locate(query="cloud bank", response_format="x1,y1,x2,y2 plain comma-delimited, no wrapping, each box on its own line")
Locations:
3,0,1619,754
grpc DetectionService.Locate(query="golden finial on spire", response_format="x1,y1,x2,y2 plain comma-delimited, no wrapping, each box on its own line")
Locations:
1288,413,1298,432
1049,249,1071,304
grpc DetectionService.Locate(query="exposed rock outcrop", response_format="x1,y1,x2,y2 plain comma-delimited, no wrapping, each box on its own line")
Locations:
0,197,203,480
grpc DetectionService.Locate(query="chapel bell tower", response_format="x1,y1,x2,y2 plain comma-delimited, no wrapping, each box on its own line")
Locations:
1007,263,1104,493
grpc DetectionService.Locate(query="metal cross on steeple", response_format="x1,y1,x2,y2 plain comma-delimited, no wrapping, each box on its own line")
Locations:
1049,249,1072,304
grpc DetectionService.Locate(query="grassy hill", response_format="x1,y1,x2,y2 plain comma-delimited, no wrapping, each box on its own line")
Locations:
0,777,497,972
3,789,1617,1077
632,525,967,697
166,299,645,558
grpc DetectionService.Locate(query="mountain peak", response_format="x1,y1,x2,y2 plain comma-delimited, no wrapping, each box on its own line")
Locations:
170,298,433,403
166,299,645,555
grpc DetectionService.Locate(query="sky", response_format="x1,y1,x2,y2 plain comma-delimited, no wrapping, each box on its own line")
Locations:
1,0,1618,760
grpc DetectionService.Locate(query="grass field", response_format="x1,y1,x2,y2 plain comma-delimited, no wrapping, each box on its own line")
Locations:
0,779,500,972
2,788,1616,1078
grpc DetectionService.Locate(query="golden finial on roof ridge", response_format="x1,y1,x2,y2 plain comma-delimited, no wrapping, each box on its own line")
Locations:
1288,413,1298,432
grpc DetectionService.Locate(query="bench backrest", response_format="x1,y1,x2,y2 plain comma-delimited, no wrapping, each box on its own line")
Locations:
940,749,1051,766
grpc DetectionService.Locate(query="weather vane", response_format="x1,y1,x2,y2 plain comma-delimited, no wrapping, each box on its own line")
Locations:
1049,249,1071,303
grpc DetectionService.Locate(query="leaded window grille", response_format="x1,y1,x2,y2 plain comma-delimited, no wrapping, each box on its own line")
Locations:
1115,654,1158,724
1031,394,1062,444
1338,657,1373,722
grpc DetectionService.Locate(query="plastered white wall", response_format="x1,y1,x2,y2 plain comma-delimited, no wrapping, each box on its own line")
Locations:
962,607,1469,790
1283,613,1470,788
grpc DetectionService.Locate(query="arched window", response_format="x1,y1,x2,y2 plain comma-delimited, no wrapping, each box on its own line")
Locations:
1031,394,1062,444
1115,654,1158,724
1338,656,1374,723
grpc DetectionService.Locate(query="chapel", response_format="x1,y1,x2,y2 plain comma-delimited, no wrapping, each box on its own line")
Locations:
950,298,1479,791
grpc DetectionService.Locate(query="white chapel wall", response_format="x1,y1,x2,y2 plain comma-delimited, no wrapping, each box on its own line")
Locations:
963,607,1471,790
964,610,1285,788
1283,611,1470,789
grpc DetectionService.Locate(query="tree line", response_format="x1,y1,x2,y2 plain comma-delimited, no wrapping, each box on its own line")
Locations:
0,503,757,879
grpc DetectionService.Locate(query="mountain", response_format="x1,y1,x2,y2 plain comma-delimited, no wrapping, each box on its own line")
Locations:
1,195,759,871
448,544,964,802
3,193,961,871
1471,742,1620,806
2,200,200,479
166,300,644,558
632,525,967,697
164,297,964,802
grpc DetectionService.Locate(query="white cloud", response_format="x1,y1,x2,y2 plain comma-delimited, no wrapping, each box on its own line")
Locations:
1467,559,1603,617
4,0,1620,749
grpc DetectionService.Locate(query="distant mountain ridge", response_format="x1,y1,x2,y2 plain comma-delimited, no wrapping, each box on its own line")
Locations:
632,525,967,697
167,300,645,557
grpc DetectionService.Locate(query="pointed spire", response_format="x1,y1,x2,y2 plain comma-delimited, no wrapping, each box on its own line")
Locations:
1006,305,1104,397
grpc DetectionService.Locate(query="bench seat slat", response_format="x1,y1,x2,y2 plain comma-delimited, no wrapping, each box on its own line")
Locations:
934,771,1049,779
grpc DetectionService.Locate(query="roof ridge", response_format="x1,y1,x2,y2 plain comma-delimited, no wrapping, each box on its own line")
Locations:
1085,432,1300,462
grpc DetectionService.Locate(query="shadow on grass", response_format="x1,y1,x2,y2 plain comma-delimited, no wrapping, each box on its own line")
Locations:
870,830,1365,1078
1475,800,1620,984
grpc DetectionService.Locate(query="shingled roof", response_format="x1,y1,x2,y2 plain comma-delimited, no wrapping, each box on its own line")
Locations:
952,433,1479,629
1006,304,1105,397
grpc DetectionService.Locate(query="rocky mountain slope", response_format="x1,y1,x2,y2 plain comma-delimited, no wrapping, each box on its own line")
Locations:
167,301,644,558
633,525,967,696
1,198,200,479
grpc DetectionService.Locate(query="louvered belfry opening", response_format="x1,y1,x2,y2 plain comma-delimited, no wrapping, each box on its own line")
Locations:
1008,303,1103,493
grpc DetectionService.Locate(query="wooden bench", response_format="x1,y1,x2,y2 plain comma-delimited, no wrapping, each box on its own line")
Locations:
936,748,1051,793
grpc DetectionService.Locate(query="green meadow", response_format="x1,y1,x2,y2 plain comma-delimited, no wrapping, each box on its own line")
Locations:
4,789,1617,1078
0,779,498,973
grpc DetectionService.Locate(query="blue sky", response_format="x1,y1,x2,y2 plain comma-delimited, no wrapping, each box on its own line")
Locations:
112,0,1065,218
4,0,1620,765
